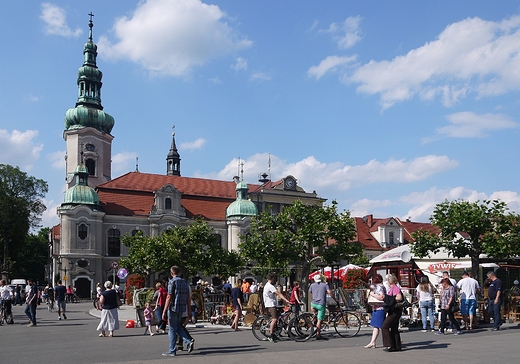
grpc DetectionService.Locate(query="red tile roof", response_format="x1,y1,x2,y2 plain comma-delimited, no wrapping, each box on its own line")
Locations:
353,216,436,251
96,172,264,220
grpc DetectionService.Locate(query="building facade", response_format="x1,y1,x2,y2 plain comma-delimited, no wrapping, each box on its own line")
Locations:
50,19,323,298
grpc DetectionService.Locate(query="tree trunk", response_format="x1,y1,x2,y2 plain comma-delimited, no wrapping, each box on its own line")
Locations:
470,254,480,282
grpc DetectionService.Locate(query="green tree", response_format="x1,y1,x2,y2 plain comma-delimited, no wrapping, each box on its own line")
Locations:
9,228,50,282
239,200,361,290
0,164,48,279
119,219,244,281
411,199,520,279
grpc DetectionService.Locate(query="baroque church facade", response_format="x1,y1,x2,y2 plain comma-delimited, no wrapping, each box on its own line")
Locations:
49,19,323,298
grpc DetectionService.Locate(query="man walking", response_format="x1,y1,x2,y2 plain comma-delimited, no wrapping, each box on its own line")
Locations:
457,271,480,330
487,271,503,331
162,266,194,357
54,280,67,320
24,280,38,327
309,275,334,340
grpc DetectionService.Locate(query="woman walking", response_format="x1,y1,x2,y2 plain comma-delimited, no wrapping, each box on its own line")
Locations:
153,282,168,334
364,274,386,348
96,281,119,337
417,276,436,332
436,278,461,335
381,274,403,352
230,279,244,331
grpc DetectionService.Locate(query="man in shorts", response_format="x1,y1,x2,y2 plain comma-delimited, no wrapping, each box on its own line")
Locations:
309,274,334,340
54,280,67,320
457,271,480,330
262,273,290,342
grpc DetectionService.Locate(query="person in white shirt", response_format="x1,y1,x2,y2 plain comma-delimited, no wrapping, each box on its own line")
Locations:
262,273,290,342
0,280,14,323
456,271,480,330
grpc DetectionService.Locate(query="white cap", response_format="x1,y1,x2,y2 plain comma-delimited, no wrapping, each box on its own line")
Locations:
313,275,322,283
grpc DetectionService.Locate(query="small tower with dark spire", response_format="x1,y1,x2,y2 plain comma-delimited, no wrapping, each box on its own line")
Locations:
166,125,181,176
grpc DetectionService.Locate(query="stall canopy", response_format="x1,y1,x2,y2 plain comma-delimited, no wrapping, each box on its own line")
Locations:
369,244,498,283
308,264,363,280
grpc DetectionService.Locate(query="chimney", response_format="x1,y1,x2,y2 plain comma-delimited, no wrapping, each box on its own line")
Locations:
365,214,373,227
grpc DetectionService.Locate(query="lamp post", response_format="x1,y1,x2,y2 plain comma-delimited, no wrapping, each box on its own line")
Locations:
57,258,74,285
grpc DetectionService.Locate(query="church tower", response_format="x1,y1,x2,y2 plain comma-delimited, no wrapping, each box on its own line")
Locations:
64,14,115,189
166,126,181,176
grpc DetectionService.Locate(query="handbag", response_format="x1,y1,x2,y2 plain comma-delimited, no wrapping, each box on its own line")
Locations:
450,302,460,313
395,295,412,309
367,295,385,306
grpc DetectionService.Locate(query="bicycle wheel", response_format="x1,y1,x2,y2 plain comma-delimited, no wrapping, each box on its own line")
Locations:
288,313,315,342
251,315,270,341
334,311,361,337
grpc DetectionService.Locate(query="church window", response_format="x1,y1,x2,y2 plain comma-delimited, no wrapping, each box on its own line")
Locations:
86,158,96,176
78,224,88,240
165,198,172,210
108,229,121,256
212,234,222,247
389,231,394,245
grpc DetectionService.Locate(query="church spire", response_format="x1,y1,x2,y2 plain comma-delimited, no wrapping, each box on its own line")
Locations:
64,13,114,134
166,125,181,176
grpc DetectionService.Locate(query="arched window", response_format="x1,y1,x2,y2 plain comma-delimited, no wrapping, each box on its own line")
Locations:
108,229,121,256
165,198,172,210
389,231,394,245
78,224,88,240
85,159,96,176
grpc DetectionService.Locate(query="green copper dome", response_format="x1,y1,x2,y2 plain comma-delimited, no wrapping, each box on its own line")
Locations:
59,164,102,211
226,180,258,220
64,17,114,135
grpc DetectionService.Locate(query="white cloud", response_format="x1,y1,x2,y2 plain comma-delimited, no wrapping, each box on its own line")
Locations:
40,3,82,38
41,198,60,228
231,57,248,72
48,150,65,169
345,15,520,109
324,16,363,49
348,187,520,222
98,0,252,77
250,72,272,82
180,138,206,151
199,153,457,194
307,55,357,80
437,111,518,138
112,151,138,174
0,129,43,170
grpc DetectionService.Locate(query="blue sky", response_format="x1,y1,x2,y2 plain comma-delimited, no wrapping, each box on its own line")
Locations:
1,0,520,229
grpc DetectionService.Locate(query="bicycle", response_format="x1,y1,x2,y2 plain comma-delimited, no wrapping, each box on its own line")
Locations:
288,304,361,341
47,298,55,312
0,300,14,325
251,306,299,341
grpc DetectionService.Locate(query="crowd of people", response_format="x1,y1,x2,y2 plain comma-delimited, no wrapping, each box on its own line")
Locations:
364,270,503,352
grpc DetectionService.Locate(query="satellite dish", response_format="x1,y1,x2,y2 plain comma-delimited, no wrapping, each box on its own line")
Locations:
401,250,412,263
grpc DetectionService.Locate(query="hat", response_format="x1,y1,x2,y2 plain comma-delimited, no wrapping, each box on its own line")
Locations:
197,279,202,284
313,275,322,283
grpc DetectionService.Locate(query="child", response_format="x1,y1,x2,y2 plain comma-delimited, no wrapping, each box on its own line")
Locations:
143,302,154,336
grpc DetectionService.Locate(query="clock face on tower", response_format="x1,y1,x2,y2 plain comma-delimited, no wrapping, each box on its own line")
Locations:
284,177,296,190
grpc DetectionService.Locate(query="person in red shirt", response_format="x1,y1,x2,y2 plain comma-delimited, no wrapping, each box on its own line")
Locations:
289,281,303,312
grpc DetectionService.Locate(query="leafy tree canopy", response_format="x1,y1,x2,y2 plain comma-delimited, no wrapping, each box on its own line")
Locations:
0,164,48,276
239,200,362,289
411,199,520,279
120,219,244,282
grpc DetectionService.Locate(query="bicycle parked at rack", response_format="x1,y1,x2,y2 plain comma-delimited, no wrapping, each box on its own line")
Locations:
288,304,361,341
